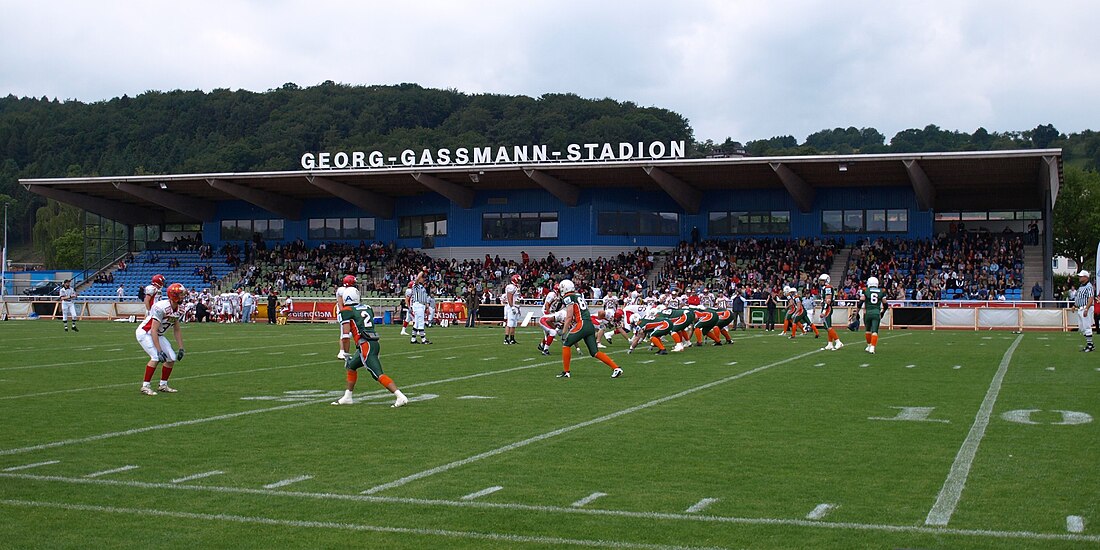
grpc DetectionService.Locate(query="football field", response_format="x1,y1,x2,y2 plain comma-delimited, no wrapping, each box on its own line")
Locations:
0,320,1096,549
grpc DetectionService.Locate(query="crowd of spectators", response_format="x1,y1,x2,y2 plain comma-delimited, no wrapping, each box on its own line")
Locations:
656,238,843,299
840,232,1026,301
235,239,392,294
381,248,655,299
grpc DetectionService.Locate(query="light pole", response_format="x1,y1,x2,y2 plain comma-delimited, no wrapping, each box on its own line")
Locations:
1,203,7,302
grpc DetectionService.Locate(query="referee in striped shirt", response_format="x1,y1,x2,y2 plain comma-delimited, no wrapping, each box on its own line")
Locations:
1075,270,1095,352
409,272,432,344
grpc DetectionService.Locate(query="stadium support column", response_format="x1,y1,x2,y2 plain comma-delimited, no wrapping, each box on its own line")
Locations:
524,169,579,206
23,184,163,225
642,166,701,214
113,182,217,222
207,178,303,220
1039,155,1059,301
306,175,394,219
902,159,936,211
769,163,815,213
410,173,475,209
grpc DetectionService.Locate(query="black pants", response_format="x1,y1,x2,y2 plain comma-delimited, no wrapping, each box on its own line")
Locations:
195,304,209,322
765,308,777,330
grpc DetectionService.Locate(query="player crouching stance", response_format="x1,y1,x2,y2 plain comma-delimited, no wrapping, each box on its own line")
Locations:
557,279,623,379
136,283,187,396
331,287,408,408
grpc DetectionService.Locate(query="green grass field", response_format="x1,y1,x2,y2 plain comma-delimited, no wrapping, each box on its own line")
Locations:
0,320,1096,549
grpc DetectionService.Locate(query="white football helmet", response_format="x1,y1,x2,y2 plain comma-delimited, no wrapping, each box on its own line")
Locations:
558,279,575,293
867,276,879,288
819,274,830,284
342,287,361,306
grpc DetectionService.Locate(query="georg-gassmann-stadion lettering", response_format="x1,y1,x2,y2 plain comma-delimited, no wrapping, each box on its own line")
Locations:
301,140,687,170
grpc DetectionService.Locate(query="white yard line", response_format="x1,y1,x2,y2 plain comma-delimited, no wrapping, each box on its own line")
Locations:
3,473,1097,544
0,353,610,456
925,334,1024,527
263,475,313,489
571,492,608,508
362,347,824,495
805,503,836,520
171,470,225,484
460,486,503,501
685,498,719,514
2,460,59,472
0,498,715,550
84,465,139,478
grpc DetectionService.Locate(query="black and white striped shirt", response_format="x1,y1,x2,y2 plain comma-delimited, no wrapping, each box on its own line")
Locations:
411,283,430,305
1075,281,1095,308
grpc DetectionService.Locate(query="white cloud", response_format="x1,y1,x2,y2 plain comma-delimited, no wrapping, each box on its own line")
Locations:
1,0,1097,142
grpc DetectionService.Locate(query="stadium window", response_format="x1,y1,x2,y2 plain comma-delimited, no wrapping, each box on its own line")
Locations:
308,218,325,240
822,211,843,233
843,210,864,232
220,219,252,240
482,212,559,240
988,211,1014,221
266,219,285,240
866,209,886,232
306,217,374,240
961,211,987,221
1017,211,1041,220
709,211,789,235
399,214,447,238
934,212,961,221
886,209,908,232
597,211,678,236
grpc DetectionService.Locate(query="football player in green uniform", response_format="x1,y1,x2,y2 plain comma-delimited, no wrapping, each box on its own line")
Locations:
331,287,409,407
856,276,885,354
557,279,623,379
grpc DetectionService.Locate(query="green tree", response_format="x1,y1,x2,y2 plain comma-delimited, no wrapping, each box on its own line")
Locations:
1053,166,1100,271
51,228,85,269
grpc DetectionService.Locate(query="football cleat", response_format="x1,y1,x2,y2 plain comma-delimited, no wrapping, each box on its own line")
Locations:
337,351,347,360
410,338,417,344
611,368,623,378
712,341,722,346
672,343,684,352
72,325,79,332
597,343,606,349
556,371,571,378
541,348,550,355
605,331,616,341
868,345,876,354
140,386,157,396
834,341,844,350
656,349,669,355
823,343,834,351
157,385,178,393
331,397,354,405
392,394,409,408
422,340,432,345
400,329,408,335
865,345,872,352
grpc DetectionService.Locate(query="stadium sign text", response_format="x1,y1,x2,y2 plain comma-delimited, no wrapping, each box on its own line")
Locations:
300,140,686,170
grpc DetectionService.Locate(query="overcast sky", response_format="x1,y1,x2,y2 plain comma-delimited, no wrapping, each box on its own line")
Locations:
2,1,1097,143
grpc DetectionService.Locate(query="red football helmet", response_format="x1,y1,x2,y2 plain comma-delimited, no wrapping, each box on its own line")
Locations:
342,275,356,286
687,295,701,306
166,283,186,303
408,281,415,288
152,274,166,287
511,274,521,285
614,309,624,322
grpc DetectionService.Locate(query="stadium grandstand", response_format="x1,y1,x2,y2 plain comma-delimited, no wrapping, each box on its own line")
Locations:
18,148,1062,310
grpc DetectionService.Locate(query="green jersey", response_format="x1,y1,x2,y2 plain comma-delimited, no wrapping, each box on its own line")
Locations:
862,287,883,316
339,304,379,342
563,292,595,334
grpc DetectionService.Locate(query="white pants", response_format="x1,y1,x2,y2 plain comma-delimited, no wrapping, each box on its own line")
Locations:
136,328,177,362
412,302,426,330
505,306,520,328
61,302,77,321
1078,307,1093,337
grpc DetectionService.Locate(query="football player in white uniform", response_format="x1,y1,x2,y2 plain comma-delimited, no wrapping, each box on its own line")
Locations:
503,274,521,345
136,283,187,396
401,282,413,335
537,308,568,355
58,279,78,332
537,284,561,353
336,275,357,359
144,274,165,312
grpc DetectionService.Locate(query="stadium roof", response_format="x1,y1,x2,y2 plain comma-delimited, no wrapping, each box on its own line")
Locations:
20,149,1063,225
